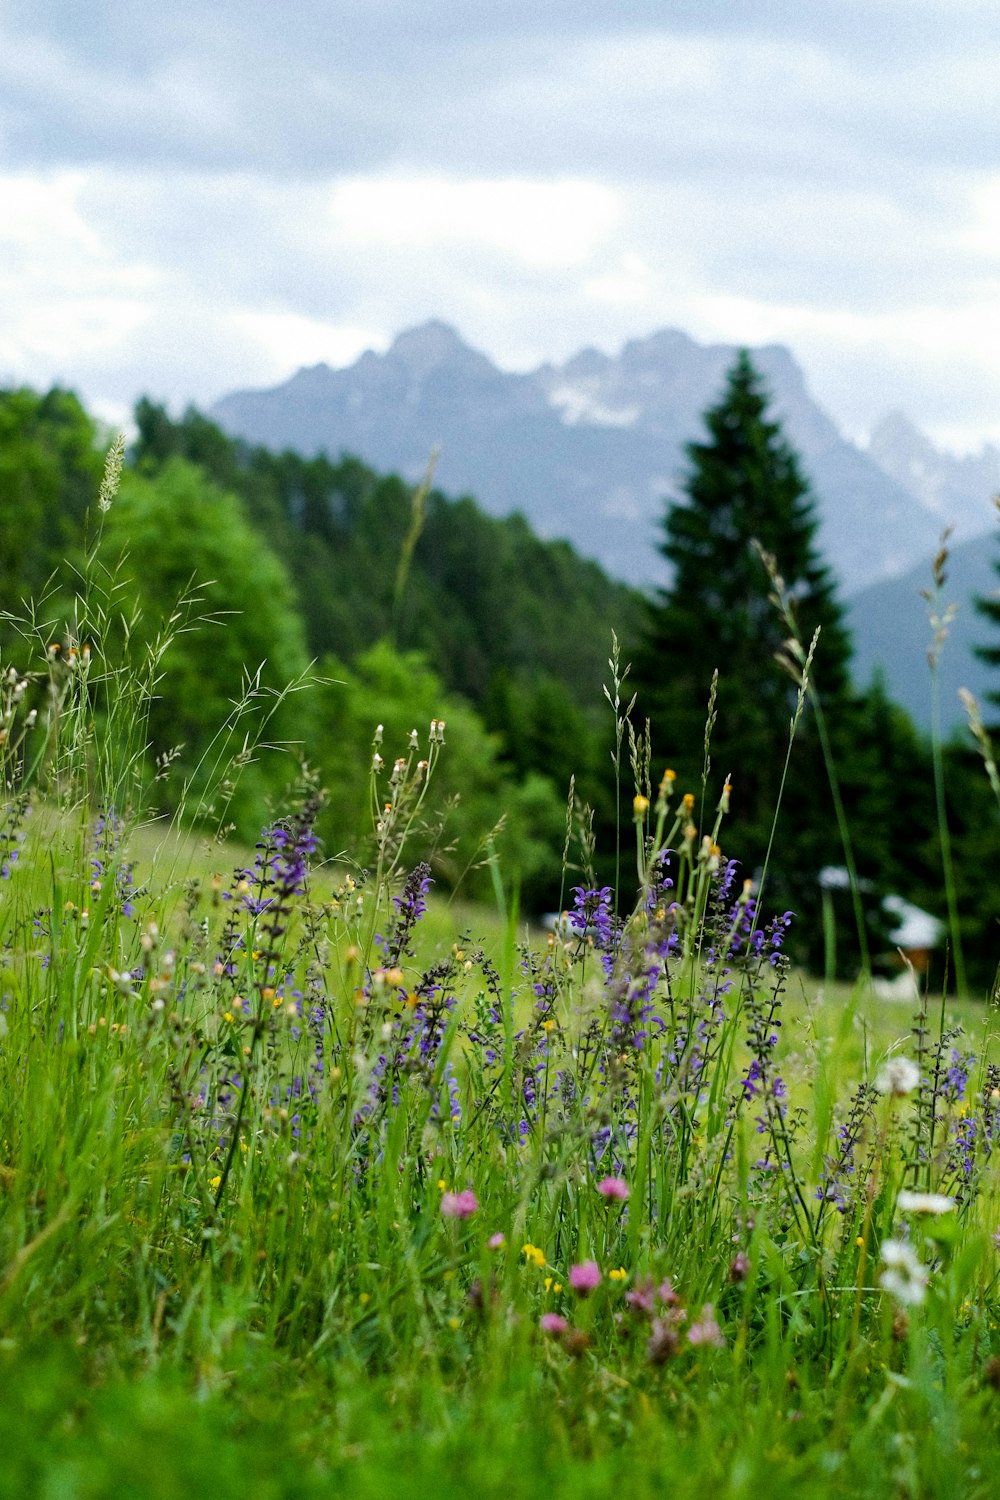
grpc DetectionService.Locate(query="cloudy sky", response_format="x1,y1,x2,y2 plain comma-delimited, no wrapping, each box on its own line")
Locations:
2,0,999,450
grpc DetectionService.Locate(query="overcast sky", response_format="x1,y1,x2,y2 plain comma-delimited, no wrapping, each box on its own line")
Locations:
2,0,999,450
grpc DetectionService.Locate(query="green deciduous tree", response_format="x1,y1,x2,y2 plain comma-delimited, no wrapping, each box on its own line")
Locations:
313,641,566,908
129,400,642,903
102,457,314,836
0,387,104,624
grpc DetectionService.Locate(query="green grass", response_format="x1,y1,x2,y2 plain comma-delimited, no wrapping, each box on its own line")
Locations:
3,792,999,1500
4,545,1000,1498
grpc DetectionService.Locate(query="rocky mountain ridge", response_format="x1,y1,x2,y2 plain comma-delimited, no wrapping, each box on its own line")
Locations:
212,320,993,597
867,411,1000,536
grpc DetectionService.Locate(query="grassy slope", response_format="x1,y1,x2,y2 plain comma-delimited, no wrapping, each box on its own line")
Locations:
3,815,999,1498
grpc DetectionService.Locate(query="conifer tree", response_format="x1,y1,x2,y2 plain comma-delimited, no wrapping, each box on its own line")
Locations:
635,351,855,898
974,498,1000,718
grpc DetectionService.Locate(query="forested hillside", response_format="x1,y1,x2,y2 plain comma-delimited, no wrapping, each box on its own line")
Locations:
0,387,646,910
131,398,645,718
2,381,999,985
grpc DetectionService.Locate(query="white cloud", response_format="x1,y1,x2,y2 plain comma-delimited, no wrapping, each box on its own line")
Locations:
1,4,1000,455
584,253,659,309
328,177,618,268
958,175,1000,258
0,170,101,252
0,172,157,382
229,312,387,379
690,291,1000,449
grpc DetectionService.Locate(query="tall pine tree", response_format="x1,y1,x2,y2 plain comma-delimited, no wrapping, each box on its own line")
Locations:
635,351,855,909
974,498,1000,719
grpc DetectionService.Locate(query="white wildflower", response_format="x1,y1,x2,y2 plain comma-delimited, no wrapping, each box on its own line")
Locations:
879,1238,928,1306
897,1190,955,1216
875,1056,920,1097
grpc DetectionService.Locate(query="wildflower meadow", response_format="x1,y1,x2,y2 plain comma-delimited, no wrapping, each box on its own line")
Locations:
3,450,1000,1500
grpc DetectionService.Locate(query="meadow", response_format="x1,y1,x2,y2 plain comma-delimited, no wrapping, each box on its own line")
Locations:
3,462,1000,1500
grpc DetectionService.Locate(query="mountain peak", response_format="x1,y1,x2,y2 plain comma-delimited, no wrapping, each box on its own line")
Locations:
618,327,699,368
387,321,495,380
211,318,980,594
869,410,931,457
867,411,1000,529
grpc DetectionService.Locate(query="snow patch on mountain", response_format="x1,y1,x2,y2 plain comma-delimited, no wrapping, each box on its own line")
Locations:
545,381,640,429
867,412,1000,535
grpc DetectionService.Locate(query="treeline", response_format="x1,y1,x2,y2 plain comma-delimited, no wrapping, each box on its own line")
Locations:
0,386,641,910
1,379,999,987
130,396,647,899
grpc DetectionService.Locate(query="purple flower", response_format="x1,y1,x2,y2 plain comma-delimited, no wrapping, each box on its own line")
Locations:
687,1304,725,1348
625,1277,657,1316
540,1313,569,1337
90,805,135,915
441,1189,478,1220
394,863,431,918
951,1116,976,1179
268,816,319,901
569,1260,602,1295
597,1175,630,1202
379,863,432,965
945,1048,974,1105
247,796,322,930
568,886,617,970
728,1252,750,1283
647,1318,681,1365
741,1057,764,1099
